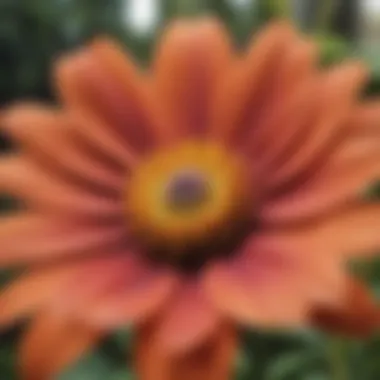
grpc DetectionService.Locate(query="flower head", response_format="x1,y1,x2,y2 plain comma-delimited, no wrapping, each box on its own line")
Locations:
1,18,380,380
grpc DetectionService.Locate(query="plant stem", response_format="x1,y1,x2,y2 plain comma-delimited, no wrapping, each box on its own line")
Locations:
328,338,349,380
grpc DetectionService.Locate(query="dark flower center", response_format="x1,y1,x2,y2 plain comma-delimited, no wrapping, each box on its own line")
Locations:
126,141,253,272
165,169,210,212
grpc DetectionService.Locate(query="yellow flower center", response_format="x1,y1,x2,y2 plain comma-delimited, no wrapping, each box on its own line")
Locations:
126,141,252,267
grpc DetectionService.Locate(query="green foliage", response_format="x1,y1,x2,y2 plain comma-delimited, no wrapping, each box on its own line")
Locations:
0,0,154,105
315,33,351,66
58,350,135,380
358,47,380,96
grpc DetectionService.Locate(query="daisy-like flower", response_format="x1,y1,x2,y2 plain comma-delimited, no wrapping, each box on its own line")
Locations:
1,18,380,380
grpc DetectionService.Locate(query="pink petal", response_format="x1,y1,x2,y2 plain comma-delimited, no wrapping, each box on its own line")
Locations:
0,214,127,267
153,278,221,354
153,18,233,140
83,265,179,328
55,42,156,153
135,318,237,380
1,104,123,192
211,21,295,144
19,312,103,380
0,254,126,326
262,151,380,223
54,252,143,314
266,62,368,192
0,156,123,220
203,233,345,327
245,36,318,155
67,110,137,170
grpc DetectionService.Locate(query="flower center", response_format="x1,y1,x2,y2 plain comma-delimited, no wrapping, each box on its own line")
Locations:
126,141,252,269
165,169,210,212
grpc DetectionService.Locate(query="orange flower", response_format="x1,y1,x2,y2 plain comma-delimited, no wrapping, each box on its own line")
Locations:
1,18,380,380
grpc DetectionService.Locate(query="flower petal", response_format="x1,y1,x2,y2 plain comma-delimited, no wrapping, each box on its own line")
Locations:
349,100,380,136
55,41,156,154
56,53,137,169
266,62,368,192
203,233,347,328
310,276,380,337
55,253,146,314
262,150,380,223
245,36,318,154
211,21,294,143
135,319,237,380
19,313,103,380
67,109,137,170
263,203,380,263
0,156,123,219
154,17,233,140
0,267,76,328
311,203,380,259
0,254,126,326
151,279,221,354
0,214,126,267
1,104,123,192
84,265,179,328
331,134,380,163
203,253,306,327
331,102,380,162
251,38,319,168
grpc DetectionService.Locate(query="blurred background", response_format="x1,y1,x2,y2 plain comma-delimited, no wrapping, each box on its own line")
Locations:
1,0,380,379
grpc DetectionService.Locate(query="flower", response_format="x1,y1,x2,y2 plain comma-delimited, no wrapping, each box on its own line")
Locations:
1,17,380,380
311,276,380,337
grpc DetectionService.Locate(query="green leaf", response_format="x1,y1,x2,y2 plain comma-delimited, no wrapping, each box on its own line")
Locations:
58,352,130,380
314,33,351,65
58,355,108,380
266,351,314,380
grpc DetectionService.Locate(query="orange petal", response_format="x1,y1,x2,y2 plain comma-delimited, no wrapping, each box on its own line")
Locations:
0,214,126,267
19,313,103,380
267,62,368,192
349,100,380,136
67,109,137,170
310,276,380,337
135,319,237,380
1,104,123,192
211,21,295,143
255,77,318,173
0,267,77,328
90,38,165,151
203,241,315,327
56,53,136,168
84,267,179,328
0,254,126,327
263,203,380,262
154,17,233,141
331,101,380,163
204,230,351,328
0,156,122,219
203,262,307,328
203,259,262,326
314,203,380,259
151,279,221,354
246,36,318,153
55,42,155,153
55,253,148,315
262,151,380,223
331,134,380,163
252,37,319,167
